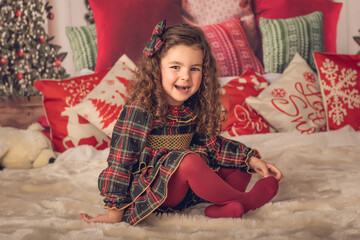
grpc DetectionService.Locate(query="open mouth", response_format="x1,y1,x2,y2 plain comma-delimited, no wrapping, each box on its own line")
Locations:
175,85,190,91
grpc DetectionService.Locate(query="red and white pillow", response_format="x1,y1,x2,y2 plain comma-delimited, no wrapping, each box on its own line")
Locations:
220,69,270,136
181,0,260,56
313,52,360,131
182,0,246,25
200,17,264,77
73,55,136,136
34,70,111,153
246,53,327,134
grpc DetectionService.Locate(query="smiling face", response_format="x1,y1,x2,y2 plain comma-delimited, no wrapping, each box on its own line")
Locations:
160,44,203,106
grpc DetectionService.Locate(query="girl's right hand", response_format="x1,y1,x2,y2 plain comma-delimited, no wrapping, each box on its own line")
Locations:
248,156,283,184
80,209,124,224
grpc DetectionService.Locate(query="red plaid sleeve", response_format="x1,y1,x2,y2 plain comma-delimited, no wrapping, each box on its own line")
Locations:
98,101,153,210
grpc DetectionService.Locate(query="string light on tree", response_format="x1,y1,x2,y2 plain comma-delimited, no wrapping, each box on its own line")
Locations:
0,0,68,99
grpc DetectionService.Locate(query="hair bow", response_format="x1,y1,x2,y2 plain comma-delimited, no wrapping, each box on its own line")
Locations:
143,19,166,57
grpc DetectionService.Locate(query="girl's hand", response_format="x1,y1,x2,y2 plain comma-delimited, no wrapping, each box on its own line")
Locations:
248,156,283,184
80,209,124,224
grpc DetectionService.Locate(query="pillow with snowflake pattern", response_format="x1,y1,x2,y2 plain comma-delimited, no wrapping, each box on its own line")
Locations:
246,53,327,134
313,52,360,131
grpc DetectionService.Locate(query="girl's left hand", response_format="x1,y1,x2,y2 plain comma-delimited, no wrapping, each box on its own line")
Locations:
248,156,283,184
80,209,124,224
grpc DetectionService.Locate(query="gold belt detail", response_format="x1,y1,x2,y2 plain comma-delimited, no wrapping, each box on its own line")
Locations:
146,133,194,150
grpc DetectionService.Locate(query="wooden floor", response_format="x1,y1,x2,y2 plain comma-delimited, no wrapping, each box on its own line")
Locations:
0,96,45,129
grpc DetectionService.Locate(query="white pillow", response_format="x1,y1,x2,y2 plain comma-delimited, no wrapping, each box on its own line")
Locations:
73,55,136,136
262,73,282,84
246,53,326,134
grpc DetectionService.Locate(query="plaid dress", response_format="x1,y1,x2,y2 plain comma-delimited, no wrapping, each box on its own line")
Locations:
98,101,261,226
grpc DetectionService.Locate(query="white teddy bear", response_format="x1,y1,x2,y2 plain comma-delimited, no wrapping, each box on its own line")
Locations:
0,122,56,169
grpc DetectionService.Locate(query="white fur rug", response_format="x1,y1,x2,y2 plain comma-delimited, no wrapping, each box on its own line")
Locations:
1,128,360,240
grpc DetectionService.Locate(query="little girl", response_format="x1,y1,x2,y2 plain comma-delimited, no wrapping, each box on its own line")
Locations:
80,20,283,226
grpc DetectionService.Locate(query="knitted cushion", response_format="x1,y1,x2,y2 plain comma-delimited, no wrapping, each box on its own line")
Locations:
65,24,97,71
259,11,324,73
182,0,260,57
252,0,342,53
200,17,264,77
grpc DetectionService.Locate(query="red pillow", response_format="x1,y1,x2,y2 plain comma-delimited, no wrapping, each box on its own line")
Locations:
181,0,261,57
34,70,111,153
89,0,182,72
200,17,264,77
252,0,342,53
221,69,270,136
313,52,360,131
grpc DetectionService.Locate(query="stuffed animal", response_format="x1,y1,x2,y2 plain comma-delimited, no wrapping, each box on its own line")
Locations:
0,122,56,169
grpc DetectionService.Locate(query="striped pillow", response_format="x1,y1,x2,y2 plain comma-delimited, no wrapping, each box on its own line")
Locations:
259,11,324,73
65,24,97,71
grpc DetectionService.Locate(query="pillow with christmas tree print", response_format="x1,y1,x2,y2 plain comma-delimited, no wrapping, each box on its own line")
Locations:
34,69,111,153
220,69,271,137
313,52,360,131
72,55,136,136
246,53,327,134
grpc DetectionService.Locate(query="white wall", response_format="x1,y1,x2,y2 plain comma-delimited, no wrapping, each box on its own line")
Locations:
46,0,87,76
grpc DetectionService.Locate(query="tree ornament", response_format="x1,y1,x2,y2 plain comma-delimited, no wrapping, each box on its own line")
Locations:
39,36,46,43
54,59,60,67
17,49,24,58
48,12,54,20
16,72,23,80
15,9,22,17
0,57,7,65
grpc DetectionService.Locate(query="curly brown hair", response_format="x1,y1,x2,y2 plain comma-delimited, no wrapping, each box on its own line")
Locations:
127,23,225,137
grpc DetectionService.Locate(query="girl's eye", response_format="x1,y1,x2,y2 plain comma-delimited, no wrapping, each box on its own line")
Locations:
191,67,201,71
170,66,179,70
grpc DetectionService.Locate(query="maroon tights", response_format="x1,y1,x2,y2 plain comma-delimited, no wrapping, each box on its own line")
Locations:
162,153,279,218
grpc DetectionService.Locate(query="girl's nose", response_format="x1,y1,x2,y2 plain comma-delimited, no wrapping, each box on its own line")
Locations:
181,70,190,81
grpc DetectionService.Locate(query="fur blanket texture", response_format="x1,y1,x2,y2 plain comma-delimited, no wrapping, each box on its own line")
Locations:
1,127,360,240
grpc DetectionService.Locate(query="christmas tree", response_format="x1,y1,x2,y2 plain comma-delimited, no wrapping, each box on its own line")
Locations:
0,0,68,99
353,29,360,55
84,0,94,25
